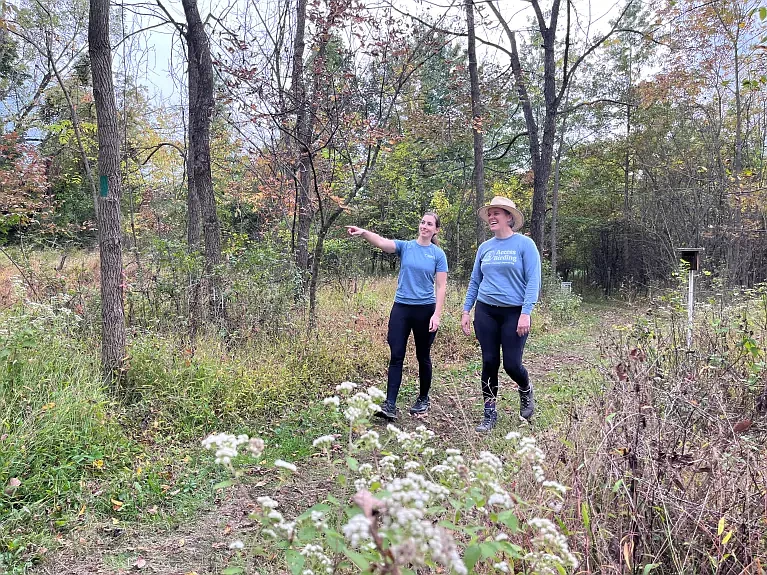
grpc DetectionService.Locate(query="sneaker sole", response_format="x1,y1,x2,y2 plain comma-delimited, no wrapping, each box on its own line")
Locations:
373,410,397,421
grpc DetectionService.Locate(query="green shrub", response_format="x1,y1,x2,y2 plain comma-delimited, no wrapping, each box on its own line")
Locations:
0,303,137,566
539,260,582,324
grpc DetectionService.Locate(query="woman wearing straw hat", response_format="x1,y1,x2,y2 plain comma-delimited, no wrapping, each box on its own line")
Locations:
461,196,541,432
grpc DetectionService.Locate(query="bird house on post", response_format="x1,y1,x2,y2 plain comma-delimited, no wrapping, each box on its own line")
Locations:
676,247,704,350
678,248,703,272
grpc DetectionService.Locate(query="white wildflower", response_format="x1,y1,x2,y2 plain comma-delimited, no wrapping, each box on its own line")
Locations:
403,460,421,470
344,391,380,424
495,532,509,541
542,480,567,495
201,432,250,466
228,540,245,549
336,381,357,393
267,509,284,521
342,514,372,548
300,543,333,574
526,517,579,571
357,430,381,450
323,396,340,408
257,496,279,509
367,387,386,400
379,454,400,476
310,510,328,529
494,561,510,573
312,435,336,448
246,437,265,457
274,459,297,472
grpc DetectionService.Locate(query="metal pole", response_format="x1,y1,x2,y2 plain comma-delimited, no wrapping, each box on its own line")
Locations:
687,268,694,349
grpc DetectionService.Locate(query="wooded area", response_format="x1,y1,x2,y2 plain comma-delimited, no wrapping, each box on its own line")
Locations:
1,0,767,573
3,0,766,334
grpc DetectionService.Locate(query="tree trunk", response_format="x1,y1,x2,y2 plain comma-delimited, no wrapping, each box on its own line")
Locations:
623,47,633,278
182,0,223,318
465,0,485,248
186,43,202,250
550,85,571,274
489,0,629,249
185,40,203,342
89,0,126,386
291,0,313,289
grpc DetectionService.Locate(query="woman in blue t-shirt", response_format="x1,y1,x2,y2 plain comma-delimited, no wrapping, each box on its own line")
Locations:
346,213,448,420
461,197,541,432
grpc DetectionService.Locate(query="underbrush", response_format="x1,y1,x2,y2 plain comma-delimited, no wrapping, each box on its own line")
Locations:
0,274,478,573
545,286,767,573
0,246,590,573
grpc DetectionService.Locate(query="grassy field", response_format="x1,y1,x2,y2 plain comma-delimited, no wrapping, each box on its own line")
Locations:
2,251,765,574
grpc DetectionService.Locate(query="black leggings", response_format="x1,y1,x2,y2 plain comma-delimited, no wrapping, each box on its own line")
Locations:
473,301,530,402
386,302,437,404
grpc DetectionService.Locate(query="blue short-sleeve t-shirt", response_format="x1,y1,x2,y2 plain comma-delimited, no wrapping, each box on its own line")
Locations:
393,240,448,305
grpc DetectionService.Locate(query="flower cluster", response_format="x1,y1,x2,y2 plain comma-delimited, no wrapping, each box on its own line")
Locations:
323,396,340,408
274,459,297,472
341,473,465,575
342,514,372,548
201,433,249,465
344,391,382,425
257,499,296,540
353,462,381,491
208,381,579,575
524,517,579,574
386,424,435,456
312,435,336,449
506,432,567,499
201,432,264,467
507,432,547,483
310,510,328,529
336,381,357,393
356,429,381,450
299,543,333,575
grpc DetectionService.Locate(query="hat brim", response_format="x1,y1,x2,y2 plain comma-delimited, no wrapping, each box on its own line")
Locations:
478,205,525,231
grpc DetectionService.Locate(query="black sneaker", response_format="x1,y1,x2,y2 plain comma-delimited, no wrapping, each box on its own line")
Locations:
475,407,498,433
519,386,534,420
374,401,398,421
409,395,430,415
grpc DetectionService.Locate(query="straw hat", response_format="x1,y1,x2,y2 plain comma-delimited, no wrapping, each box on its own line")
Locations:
477,196,525,231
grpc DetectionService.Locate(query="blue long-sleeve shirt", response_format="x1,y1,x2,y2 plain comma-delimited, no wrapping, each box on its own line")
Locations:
463,234,541,315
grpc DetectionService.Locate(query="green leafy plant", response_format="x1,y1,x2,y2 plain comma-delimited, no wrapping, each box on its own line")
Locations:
203,382,578,575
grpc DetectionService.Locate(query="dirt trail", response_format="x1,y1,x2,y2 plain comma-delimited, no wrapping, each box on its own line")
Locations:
30,304,630,575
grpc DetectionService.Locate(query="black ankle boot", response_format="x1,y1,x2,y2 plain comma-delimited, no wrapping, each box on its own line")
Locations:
476,405,498,433
519,386,534,420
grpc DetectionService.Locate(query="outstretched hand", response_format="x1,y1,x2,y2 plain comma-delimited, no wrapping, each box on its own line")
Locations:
345,226,365,237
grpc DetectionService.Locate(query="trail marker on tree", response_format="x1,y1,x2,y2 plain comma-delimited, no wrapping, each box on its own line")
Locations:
677,247,704,350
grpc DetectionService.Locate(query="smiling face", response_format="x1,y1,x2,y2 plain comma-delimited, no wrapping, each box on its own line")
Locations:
486,207,514,232
418,213,440,242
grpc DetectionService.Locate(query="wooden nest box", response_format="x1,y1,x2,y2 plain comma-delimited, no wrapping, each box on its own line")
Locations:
676,247,704,272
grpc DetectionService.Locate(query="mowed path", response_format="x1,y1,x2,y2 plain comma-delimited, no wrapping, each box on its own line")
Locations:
31,303,630,575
